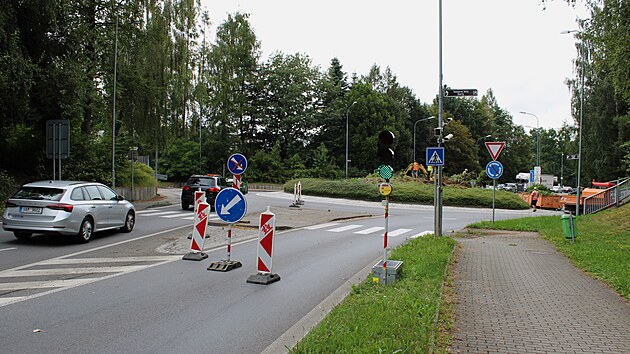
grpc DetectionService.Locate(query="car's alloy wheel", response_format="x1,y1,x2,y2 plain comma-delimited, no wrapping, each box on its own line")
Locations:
76,218,93,243
121,211,135,232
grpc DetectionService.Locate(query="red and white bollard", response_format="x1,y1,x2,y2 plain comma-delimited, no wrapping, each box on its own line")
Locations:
232,174,241,190
182,202,210,261
247,207,281,284
194,190,206,212
290,181,304,207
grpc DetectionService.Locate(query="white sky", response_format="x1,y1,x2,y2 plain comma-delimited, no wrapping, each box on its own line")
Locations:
200,0,589,130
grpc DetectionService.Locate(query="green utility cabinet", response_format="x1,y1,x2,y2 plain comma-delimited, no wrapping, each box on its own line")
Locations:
561,213,577,241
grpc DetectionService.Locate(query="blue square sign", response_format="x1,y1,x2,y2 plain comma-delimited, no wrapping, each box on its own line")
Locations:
426,147,445,166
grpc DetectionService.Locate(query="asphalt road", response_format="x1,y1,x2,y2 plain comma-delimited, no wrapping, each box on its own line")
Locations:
0,189,558,353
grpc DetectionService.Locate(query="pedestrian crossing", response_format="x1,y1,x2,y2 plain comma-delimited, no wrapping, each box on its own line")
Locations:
304,222,429,238
0,255,180,308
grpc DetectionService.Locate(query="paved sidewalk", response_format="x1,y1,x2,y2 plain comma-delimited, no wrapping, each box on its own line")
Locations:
450,230,630,353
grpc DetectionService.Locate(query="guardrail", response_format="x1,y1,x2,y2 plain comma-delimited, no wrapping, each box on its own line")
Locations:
583,178,629,215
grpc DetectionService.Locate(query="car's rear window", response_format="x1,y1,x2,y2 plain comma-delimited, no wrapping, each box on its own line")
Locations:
187,177,217,187
12,187,65,201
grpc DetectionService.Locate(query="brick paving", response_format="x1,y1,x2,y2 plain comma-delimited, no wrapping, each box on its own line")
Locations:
450,230,630,353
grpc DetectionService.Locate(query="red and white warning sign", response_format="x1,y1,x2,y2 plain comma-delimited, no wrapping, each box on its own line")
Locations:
194,190,206,212
485,141,506,161
190,202,210,252
256,208,276,273
232,174,241,190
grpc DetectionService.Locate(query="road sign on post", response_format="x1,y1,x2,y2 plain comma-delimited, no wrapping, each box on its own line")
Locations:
485,161,504,179
227,153,248,175
208,187,247,272
426,147,445,166
485,142,506,161
444,89,478,97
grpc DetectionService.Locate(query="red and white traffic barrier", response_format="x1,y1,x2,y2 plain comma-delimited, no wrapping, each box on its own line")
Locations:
247,207,281,284
290,181,304,207
194,190,206,212
232,174,241,190
182,202,210,261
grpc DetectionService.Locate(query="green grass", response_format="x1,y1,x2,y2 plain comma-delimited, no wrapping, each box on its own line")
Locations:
470,203,630,299
285,177,529,210
291,236,456,353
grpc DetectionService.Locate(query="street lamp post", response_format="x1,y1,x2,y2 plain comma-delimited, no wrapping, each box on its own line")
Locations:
519,111,540,167
476,134,492,144
112,8,119,188
562,29,585,216
345,101,357,179
413,116,436,162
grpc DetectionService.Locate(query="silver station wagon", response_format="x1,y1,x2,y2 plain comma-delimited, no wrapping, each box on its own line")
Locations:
2,180,135,243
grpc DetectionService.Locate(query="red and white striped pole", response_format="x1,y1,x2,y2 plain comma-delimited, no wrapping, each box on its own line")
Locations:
232,174,241,190
226,224,232,262
383,195,389,271
182,202,210,261
247,207,281,284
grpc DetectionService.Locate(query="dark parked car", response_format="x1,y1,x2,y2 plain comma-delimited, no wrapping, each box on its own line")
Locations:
2,180,135,243
180,174,228,211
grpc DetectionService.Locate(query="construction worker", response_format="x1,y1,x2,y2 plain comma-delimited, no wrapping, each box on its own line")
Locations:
412,161,420,180
530,187,539,212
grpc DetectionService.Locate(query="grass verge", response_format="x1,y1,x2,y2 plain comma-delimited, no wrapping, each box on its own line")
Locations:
291,236,456,353
469,203,630,300
285,177,529,210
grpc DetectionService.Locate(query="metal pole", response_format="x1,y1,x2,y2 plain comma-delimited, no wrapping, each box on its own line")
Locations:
383,195,389,275
492,179,496,224
576,43,584,216
52,124,56,180
112,9,119,188
58,125,62,180
131,151,135,201
345,101,356,179
227,223,232,261
435,0,444,237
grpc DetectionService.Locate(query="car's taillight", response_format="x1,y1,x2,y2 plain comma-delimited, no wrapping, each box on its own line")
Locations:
182,186,191,191
4,201,17,208
47,203,74,212
208,187,219,193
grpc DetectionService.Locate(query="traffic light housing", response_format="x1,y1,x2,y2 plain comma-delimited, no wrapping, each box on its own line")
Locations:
377,130,395,164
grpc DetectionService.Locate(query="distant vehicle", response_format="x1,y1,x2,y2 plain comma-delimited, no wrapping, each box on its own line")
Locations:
551,186,561,193
180,174,228,211
497,184,506,190
562,186,574,193
504,183,517,192
2,180,135,243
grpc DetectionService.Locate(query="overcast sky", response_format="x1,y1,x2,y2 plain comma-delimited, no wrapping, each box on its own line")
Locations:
200,0,588,130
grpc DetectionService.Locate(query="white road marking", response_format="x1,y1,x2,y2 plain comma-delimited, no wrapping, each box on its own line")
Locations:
354,227,384,235
162,213,193,218
137,210,181,217
0,265,150,277
410,230,433,238
0,247,18,252
304,222,340,230
39,256,181,264
388,228,413,237
0,278,100,291
0,297,25,305
327,225,362,233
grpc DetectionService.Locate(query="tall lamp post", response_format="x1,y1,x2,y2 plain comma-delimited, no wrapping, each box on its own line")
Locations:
345,101,357,179
519,111,540,167
413,116,436,162
112,8,119,188
562,29,585,216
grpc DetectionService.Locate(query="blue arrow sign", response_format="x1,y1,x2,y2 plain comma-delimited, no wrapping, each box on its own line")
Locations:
215,187,247,223
426,147,445,167
227,153,248,176
486,161,504,179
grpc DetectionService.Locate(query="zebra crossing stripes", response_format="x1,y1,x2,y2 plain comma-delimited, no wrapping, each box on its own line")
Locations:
304,222,340,230
327,225,362,233
354,227,384,235
305,222,415,237
136,209,218,221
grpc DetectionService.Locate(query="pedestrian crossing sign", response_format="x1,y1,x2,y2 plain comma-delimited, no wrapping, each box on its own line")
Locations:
426,147,445,166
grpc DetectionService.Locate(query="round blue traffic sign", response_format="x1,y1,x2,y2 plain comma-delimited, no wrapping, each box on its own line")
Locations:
227,153,248,175
485,161,504,179
214,187,247,223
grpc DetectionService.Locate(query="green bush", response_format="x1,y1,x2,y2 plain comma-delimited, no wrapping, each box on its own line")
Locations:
0,171,18,205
